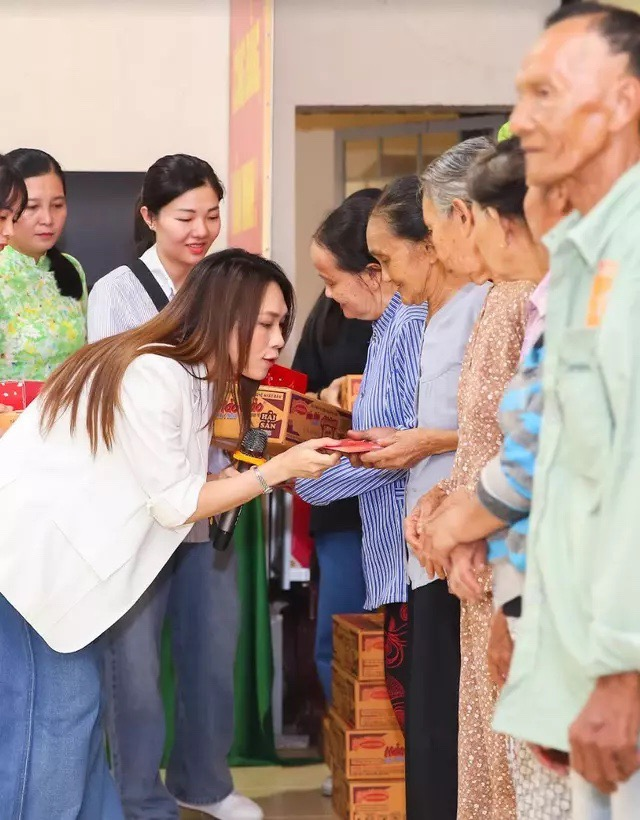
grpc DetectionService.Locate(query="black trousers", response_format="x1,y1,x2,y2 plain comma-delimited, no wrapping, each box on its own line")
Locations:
405,580,461,820
384,601,410,733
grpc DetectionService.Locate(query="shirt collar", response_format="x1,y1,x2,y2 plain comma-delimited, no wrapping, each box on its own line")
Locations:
373,291,402,336
3,245,51,270
544,161,640,268
140,244,176,299
529,272,550,321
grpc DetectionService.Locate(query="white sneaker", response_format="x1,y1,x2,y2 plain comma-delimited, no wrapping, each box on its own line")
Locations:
177,792,264,819
321,775,333,797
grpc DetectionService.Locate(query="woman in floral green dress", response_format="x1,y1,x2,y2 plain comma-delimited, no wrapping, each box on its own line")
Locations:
0,149,88,383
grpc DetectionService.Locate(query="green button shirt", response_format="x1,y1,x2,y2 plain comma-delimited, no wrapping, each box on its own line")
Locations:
494,162,640,753
0,246,88,380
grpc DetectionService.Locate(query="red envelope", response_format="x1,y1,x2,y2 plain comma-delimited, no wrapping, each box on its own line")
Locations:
323,440,383,454
262,364,308,393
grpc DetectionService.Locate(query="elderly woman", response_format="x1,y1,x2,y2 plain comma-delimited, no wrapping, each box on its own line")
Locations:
405,140,534,819
421,137,573,820
352,138,490,819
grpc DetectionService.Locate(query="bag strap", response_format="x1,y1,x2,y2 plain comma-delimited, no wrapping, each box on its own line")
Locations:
130,258,170,312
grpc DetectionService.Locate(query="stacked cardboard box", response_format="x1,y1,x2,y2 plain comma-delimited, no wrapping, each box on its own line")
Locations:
339,375,363,412
214,386,352,454
328,613,406,820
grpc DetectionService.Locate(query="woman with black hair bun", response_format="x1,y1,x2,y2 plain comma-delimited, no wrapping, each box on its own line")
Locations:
0,148,88,381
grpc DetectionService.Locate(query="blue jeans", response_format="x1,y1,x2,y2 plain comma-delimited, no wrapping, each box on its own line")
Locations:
571,769,640,820
314,530,367,702
0,594,123,820
103,542,239,820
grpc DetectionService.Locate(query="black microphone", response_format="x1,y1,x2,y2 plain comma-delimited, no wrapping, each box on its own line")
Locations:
211,428,270,552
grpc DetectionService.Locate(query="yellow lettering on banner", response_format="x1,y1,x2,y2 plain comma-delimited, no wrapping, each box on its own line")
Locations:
232,160,257,235
232,21,261,112
232,40,245,113
245,22,260,103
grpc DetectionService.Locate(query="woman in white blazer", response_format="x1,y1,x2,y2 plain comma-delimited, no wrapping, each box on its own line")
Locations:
0,248,340,820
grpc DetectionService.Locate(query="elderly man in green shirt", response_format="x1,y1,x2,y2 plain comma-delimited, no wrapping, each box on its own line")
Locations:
492,3,640,818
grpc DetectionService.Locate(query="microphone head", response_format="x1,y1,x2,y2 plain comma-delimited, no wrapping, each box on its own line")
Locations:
239,428,269,458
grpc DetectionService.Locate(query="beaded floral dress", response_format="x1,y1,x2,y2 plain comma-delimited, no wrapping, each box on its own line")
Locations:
440,280,533,820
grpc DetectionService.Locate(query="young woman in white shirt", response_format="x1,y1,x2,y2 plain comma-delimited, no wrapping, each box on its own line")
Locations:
0,249,339,820
89,154,262,820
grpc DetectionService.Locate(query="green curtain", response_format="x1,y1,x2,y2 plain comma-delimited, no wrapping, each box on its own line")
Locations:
161,498,278,767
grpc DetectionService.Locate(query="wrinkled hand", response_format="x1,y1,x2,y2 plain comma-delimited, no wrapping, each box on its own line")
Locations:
447,542,487,602
406,487,447,578
420,488,475,561
569,672,640,794
358,428,433,470
404,506,421,554
345,427,396,468
487,609,514,687
319,376,346,408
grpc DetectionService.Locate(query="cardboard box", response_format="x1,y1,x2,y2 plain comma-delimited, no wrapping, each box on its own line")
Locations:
332,775,406,820
340,375,363,412
213,387,352,454
322,713,333,768
329,709,405,781
332,664,398,730
333,613,385,682
0,411,21,436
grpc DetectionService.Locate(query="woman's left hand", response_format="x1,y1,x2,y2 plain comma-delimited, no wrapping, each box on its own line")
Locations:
355,429,433,470
345,427,396,467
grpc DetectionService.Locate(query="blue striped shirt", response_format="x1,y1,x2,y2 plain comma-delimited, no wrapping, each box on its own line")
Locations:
296,292,426,608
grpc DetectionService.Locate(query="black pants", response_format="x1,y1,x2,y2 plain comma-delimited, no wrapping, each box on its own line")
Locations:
384,601,410,733
405,580,461,820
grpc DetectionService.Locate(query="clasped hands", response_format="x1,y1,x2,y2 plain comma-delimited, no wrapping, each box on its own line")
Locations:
405,487,492,602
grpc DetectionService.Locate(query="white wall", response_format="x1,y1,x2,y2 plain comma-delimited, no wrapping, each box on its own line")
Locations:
272,0,557,340
294,129,336,345
0,0,230,240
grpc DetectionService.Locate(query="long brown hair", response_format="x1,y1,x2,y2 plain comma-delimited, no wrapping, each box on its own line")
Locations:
40,248,295,453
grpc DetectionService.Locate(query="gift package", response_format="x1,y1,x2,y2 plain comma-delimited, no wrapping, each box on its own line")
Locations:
214,366,351,454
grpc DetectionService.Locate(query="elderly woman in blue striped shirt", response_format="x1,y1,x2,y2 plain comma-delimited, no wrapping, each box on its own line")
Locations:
297,176,464,731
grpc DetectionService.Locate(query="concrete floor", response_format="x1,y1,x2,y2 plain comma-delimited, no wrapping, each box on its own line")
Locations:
180,764,337,820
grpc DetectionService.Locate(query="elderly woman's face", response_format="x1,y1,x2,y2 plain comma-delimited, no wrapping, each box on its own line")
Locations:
366,215,431,305
421,196,488,284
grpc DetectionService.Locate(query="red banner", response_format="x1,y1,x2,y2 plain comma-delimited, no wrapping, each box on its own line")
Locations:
228,0,273,255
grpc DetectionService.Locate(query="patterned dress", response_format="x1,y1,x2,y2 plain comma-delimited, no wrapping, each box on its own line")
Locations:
440,280,533,820
0,246,88,380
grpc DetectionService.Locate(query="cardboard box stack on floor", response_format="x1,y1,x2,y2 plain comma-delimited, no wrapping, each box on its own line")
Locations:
328,613,406,820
